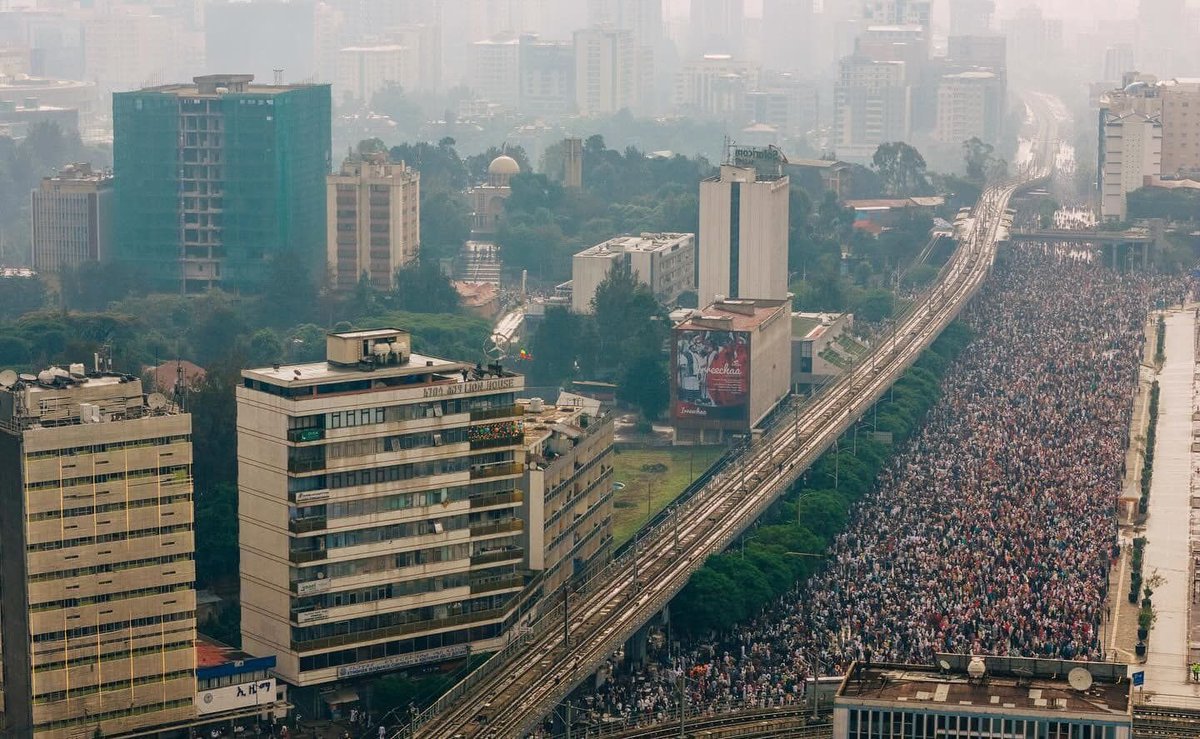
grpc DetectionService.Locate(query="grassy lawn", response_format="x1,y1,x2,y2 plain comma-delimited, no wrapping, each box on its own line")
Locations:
611,446,723,545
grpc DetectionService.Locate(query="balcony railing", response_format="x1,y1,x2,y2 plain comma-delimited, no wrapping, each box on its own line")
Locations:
289,516,327,534
287,428,325,443
470,462,524,480
469,547,524,567
469,434,523,451
469,519,524,538
287,458,326,473
470,575,525,595
289,549,327,564
292,607,508,652
470,405,524,422
469,490,523,509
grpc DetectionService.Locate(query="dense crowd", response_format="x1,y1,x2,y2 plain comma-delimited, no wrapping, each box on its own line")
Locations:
556,245,1185,731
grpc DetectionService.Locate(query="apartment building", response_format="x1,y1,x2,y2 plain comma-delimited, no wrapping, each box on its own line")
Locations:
574,26,647,116
673,54,760,117
238,329,530,686
834,54,911,161
934,70,1003,145
1101,113,1162,221
469,34,522,108
571,232,695,314
1159,79,1200,177
30,162,113,272
0,366,196,738
336,45,415,105
520,395,614,595
326,155,421,291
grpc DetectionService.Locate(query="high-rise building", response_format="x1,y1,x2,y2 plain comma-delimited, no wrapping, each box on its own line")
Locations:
518,36,575,115
0,366,196,738
81,11,187,95
1158,80,1200,178
336,45,415,105
1102,44,1134,84
519,394,614,596
673,54,760,117
833,55,911,160
469,34,522,107
30,162,113,272
862,0,930,31
1100,112,1161,221
934,70,1003,145
237,328,529,685
948,0,993,36
698,156,790,307
588,0,663,45
689,0,744,57
113,74,331,293
574,26,646,116
327,155,421,291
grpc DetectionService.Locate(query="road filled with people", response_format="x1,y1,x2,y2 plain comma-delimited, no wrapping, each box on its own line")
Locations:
551,245,1186,731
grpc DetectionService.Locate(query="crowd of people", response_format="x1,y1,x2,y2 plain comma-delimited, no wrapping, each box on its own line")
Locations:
554,245,1186,731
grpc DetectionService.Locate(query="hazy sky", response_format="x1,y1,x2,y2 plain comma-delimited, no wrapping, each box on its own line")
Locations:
664,0,1143,23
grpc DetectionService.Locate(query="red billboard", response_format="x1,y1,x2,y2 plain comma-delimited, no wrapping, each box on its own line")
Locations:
673,329,750,422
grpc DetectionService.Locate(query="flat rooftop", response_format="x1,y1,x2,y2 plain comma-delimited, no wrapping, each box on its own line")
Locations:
576,232,693,257
243,352,470,388
676,298,790,333
141,74,322,97
838,657,1131,719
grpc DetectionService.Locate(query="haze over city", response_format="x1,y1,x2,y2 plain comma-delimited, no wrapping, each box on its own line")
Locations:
1,1,1200,738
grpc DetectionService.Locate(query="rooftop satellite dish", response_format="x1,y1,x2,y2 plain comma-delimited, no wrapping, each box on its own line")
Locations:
938,659,952,672
1068,667,1093,692
967,657,986,679
484,333,510,362
0,369,16,388
147,393,168,411
19,373,37,383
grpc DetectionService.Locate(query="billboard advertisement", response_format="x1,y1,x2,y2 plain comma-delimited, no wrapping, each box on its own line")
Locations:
197,678,276,716
673,329,750,422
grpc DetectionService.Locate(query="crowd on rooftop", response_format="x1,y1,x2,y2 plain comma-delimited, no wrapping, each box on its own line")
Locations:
544,245,1187,732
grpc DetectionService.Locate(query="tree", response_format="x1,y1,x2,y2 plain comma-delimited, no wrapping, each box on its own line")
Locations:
620,351,669,421
0,273,45,319
962,137,1005,183
872,142,928,195
528,306,583,385
420,190,471,262
393,261,460,313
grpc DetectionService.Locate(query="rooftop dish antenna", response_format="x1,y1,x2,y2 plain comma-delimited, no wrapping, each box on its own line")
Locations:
1067,667,1094,692
937,659,952,673
967,657,986,679
0,369,16,388
147,393,168,411
18,373,37,383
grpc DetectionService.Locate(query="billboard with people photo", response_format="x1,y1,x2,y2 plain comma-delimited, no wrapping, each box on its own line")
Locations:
673,329,750,422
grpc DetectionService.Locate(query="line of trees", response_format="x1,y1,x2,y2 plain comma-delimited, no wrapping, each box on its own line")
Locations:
670,322,974,634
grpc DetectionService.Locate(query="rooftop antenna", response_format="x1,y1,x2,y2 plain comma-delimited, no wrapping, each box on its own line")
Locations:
1067,667,1094,692
273,68,284,85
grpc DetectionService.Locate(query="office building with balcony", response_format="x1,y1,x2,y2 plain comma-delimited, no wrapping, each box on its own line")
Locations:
520,395,614,596
0,366,196,738
327,155,421,291
113,74,331,294
30,162,113,272
237,329,530,687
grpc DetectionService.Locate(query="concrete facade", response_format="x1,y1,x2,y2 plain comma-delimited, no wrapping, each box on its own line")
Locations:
834,55,911,161
573,26,645,116
520,395,614,596
0,370,196,738
30,162,113,272
571,232,695,313
1101,113,1162,222
698,163,789,308
237,329,529,686
326,156,421,291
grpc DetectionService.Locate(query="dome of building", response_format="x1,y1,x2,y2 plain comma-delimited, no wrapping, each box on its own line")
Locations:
488,154,521,176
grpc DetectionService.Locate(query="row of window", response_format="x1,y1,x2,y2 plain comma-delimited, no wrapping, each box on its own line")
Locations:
26,464,191,492
294,535,523,585
33,609,195,645
289,452,514,493
33,640,192,676
27,522,192,553
286,393,519,431
34,698,194,733
305,479,516,521
29,552,193,584
25,434,191,460
293,593,514,645
298,622,501,672
33,671,192,705
32,582,192,613
327,427,472,459
844,708,1124,739
295,565,516,612
28,493,192,522
296,510,517,553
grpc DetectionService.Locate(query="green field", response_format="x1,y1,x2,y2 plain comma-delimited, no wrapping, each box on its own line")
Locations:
610,446,723,545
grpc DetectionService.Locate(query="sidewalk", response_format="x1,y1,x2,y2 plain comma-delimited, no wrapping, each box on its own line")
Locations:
1140,309,1200,702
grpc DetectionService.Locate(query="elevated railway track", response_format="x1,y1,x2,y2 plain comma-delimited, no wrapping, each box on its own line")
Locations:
399,113,1059,739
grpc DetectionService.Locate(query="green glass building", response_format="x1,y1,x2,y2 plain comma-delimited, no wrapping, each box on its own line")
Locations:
113,74,331,293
